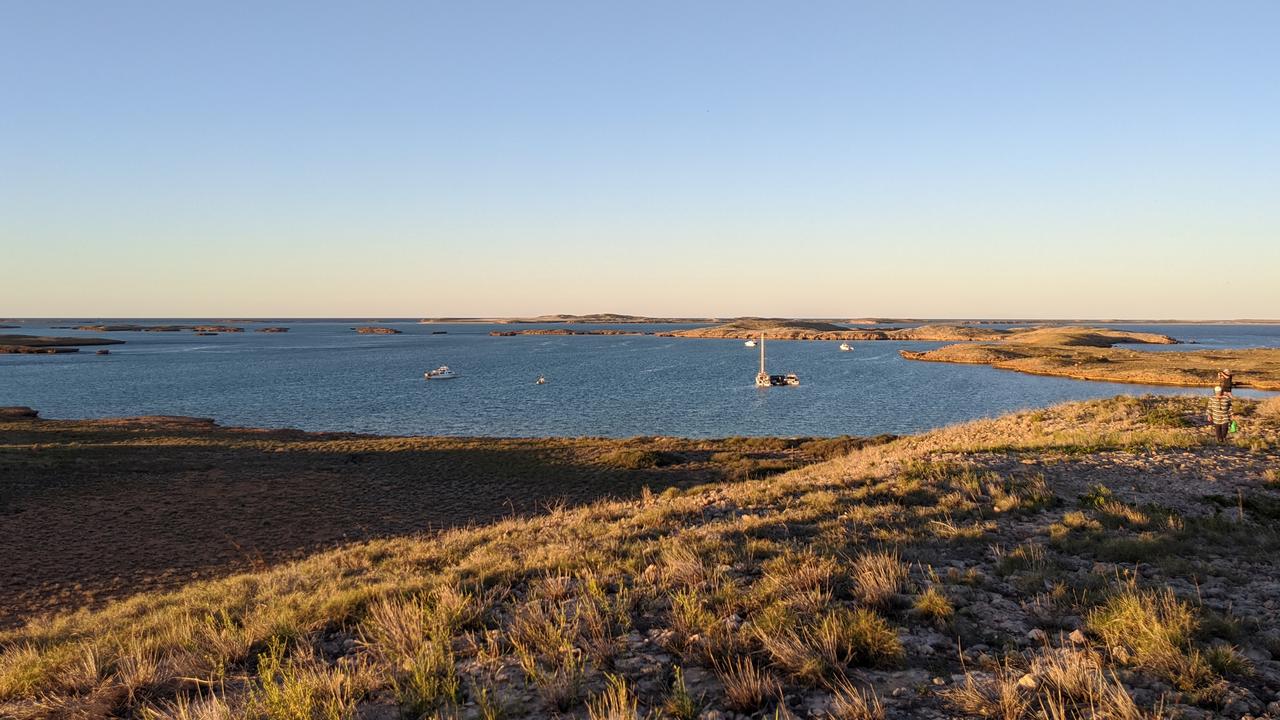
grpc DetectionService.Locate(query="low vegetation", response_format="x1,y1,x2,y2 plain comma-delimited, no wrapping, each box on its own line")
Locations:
2,395,1278,718
0,413,887,626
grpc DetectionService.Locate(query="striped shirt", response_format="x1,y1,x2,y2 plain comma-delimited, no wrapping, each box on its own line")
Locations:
1207,395,1232,425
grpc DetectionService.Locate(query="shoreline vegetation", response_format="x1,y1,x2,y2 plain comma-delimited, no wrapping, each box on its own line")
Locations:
2,395,1279,718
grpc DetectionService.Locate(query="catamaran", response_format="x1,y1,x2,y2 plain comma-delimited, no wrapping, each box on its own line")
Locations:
754,334,799,387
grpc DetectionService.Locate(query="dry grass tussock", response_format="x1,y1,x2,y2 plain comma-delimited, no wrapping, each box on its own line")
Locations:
1,395,1277,717
945,646,1156,720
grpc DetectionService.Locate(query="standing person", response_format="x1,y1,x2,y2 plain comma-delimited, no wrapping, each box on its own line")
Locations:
1207,385,1233,443
1217,369,1234,395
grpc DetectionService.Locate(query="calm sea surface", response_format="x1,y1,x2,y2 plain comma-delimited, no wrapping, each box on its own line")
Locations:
2,321,1276,437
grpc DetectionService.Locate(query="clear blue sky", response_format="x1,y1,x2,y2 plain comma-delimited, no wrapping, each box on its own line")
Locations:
2,2,1277,318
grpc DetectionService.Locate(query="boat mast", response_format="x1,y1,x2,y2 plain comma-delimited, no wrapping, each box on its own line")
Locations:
759,333,766,374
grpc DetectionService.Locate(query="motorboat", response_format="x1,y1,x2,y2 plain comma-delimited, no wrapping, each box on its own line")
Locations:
753,334,799,387
424,366,458,380
839,342,853,352
744,339,757,347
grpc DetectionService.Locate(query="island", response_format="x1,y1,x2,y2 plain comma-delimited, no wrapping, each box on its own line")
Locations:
0,335,125,354
661,319,1174,343
191,325,244,333
66,324,244,333
898,326,1280,389
662,319,997,341
489,328,646,336
421,313,722,324
254,326,290,333
353,326,402,334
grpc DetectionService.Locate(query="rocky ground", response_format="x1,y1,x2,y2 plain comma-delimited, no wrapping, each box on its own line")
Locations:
1,395,1277,719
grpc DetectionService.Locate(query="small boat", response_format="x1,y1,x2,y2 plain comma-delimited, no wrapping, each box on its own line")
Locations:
839,342,853,352
535,375,547,385
744,340,757,348
424,366,458,380
753,334,799,387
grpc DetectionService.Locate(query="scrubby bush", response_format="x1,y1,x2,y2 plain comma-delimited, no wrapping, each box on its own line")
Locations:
598,448,682,469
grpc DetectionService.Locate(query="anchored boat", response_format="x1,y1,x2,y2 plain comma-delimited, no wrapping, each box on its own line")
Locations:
744,339,757,347
754,334,799,387
424,366,458,380
839,342,853,352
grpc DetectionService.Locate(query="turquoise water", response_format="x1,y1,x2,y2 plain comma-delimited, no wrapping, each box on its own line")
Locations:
2,321,1276,437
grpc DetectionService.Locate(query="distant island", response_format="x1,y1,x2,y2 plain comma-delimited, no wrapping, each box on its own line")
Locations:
664,319,989,341
422,313,1280,326
662,320,1179,344
353,326,402,335
0,335,125,354
490,328,645,337
902,329,1280,389
60,324,245,333
422,313,722,324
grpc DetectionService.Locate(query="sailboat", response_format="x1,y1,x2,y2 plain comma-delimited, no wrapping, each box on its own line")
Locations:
754,333,800,387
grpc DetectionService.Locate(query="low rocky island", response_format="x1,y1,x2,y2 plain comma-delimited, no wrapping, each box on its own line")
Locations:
490,328,646,337
66,324,245,333
254,326,290,333
664,319,996,341
904,344,1280,389
191,325,244,333
663,320,1179,344
422,313,721,324
353,326,402,334
0,334,125,354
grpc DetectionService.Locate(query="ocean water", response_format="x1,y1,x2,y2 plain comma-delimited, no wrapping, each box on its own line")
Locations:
2,321,1276,438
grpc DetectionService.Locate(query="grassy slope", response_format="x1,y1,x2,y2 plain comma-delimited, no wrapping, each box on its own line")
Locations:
0,414,874,628
2,397,1279,719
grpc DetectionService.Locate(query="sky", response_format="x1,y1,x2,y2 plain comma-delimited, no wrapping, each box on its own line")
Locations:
2,2,1278,319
